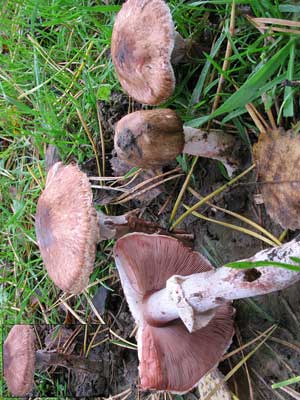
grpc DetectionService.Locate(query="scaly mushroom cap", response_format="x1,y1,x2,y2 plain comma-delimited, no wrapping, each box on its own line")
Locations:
253,129,300,230
111,0,175,105
114,109,184,168
35,162,99,294
114,233,234,393
4,325,36,396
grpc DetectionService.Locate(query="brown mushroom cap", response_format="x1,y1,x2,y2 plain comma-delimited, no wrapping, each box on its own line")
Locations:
35,162,99,294
114,109,184,168
111,0,175,105
253,128,300,230
114,233,234,393
4,325,36,396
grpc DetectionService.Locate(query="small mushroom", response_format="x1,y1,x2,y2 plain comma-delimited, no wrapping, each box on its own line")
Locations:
114,109,241,176
3,325,103,396
114,233,235,393
115,233,300,335
253,128,300,230
111,0,194,105
4,325,35,396
35,162,193,293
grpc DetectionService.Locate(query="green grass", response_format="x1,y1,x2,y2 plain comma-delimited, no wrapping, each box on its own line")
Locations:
0,0,119,325
1,0,300,398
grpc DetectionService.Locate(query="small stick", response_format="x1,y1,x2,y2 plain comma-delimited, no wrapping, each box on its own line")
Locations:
36,349,101,373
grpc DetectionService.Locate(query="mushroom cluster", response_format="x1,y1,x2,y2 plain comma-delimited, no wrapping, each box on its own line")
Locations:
110,0,242,175
7,1,300,398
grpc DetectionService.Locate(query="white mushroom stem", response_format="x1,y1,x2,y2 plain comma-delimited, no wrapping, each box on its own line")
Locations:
97,210,140,241
183,127,240,177
145,238,300,332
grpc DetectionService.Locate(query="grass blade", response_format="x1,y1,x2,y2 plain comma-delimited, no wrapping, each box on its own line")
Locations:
272,376,300,389
225,260,300,272
188,40,292,127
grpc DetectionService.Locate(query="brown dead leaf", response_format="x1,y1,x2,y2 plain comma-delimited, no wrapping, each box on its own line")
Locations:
253,128,300,230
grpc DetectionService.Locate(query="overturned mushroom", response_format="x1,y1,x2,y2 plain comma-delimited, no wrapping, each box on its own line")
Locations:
3,325,102,397
114,109,241,176
111,0,195,105
36,162,193,293
253,128,300,230
114,233,235,393
116,233,300,335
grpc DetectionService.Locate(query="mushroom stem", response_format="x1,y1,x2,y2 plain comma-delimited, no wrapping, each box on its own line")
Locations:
97,210,140,241
183,126,241,176
144,238,300,332
97,210,194,246
35,350,101,373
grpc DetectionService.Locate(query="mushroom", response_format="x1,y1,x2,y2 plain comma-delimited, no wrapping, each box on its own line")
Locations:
114,109,241,176
35,162,193,293
115,233,300,336
111,0,195,105
114,233,235,393
253,128,300,230
35,161,99,294
3,325,103,397
4,325,36,396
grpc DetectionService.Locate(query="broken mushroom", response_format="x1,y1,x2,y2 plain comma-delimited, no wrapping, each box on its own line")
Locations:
116,233,300,335
114,233,235,393
114,233,300,392
253,128,300,230
114,109,241,176
3,325,103,397
111,0,194,105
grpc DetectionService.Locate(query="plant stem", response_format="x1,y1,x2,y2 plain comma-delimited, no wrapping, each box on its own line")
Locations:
35,350,101,373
